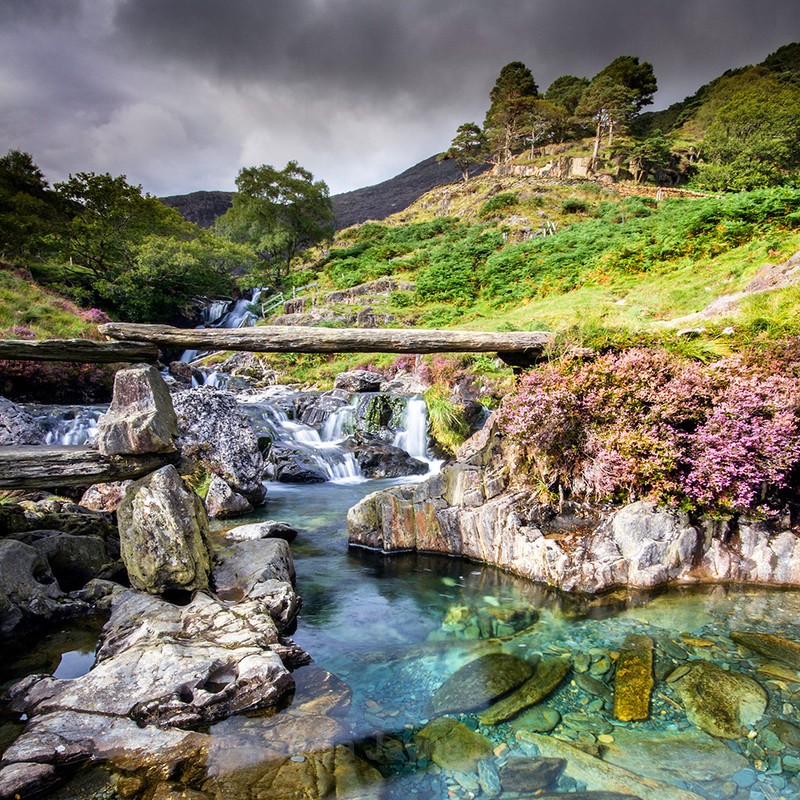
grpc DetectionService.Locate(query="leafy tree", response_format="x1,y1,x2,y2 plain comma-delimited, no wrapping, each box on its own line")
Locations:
0,150,61,260
577,76,636,165
595,55,657,112
545,75,590,115
695,76,800,190
55,171,188,282
628,130,673,183
484,61,539,162
526,99,570,153
216,161,335,284
440,122,488,181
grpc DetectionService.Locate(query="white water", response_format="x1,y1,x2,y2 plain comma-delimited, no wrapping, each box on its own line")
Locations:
393,396,428,459
23,405,106,446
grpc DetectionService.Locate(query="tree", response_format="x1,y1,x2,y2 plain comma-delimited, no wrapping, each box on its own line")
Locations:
484,61,539,162
576,76,637,165
695,76,800,190
595,56,657,112
545,75,590,115
628,130,673,183
216,161,334,283
526,99,570,154
440,123,488,181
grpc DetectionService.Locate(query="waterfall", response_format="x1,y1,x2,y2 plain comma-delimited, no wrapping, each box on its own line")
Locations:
393,395,428,459
320,401,357,442
22,405,106,446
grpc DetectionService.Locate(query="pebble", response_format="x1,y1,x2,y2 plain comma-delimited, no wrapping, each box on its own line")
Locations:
598,734,614,744
732,768,757,788
290,755,306,763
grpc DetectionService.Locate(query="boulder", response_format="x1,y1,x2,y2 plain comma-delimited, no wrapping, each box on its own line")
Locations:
80,480,133,512
0,396,44,445
613,634,654,722
498,758,565,793
97,364,178,455
478,657,571,725
415,717,493,772
431,652,536,714
266,444,327,483
117,465,211,595
347,433,428,478
673,660,768,738
333,370,384,393
8,497,115,538
173,388,265,504
204,475,252,519
222,520,299,542
23,530,112,591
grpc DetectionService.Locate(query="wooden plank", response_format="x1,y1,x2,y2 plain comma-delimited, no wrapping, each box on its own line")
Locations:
98,323,553,354
0,338,159,364
0,446,178,489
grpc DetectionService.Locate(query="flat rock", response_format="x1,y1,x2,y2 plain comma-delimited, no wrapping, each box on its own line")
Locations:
0,761,56,799
600,727,748,784
415,717,493,772
731,630,800,669
479,657,570,725
430,652,536,714
673,660,768,739
498,757,565,792
613,634,654,722
518,732,706,800
511,704,562,733
97,363,178,455
222,520,299,542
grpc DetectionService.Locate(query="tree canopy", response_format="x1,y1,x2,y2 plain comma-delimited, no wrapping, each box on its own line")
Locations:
216,161,335,284
545,75,590,115
441,123,488,181
484,61,539,162
595,55,657,112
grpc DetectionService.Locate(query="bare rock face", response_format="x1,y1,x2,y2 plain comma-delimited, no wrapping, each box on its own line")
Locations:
0,395,44,445
97,364,178,455
117,465,211,594
172,388,265,505
204,475,251,519
80,480,133,512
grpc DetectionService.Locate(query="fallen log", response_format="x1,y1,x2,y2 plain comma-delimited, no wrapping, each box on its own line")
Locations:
0,338,159,363
0,446,179,489
98,323,553,355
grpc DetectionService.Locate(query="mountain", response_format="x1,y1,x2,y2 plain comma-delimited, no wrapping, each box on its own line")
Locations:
160,154,490,232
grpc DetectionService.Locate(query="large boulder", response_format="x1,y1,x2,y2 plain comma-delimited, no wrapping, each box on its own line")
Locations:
334,370,384,393
346,433,428,479
0,396,44,445
97,364,178,455
117,465,211,595
204,475,251,519
172,388,265,505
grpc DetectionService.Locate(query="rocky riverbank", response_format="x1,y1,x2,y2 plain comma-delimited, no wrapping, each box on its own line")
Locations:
347,412,800,592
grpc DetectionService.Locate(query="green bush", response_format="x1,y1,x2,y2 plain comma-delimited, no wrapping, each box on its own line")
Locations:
479,192,519,219
560,198,589,214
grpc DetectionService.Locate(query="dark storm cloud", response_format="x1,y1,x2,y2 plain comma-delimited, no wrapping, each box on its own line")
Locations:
1,0,799,195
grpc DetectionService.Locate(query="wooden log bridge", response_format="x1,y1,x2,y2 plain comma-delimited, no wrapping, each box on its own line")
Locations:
0,338,159,363
98,323,553,359
0,446,179,490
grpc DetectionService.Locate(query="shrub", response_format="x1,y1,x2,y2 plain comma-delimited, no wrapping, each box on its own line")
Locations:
560,198,589,214
501,344,800,514
478,192,519,219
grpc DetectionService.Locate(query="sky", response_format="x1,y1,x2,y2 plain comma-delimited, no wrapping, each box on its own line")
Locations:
1,0,799,197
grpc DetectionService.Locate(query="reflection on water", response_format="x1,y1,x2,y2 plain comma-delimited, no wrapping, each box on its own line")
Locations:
7,477,800,799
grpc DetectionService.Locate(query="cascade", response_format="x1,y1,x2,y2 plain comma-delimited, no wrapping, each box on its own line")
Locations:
393,395,428,459
22,404,106,446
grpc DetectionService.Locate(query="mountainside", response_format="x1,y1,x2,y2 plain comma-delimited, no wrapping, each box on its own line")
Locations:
161,155,490,232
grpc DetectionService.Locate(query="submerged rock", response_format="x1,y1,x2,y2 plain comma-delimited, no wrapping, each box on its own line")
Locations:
415,717,493,772
430,652,536,714
117,465,211,594
97,363,178,455
478,657,571,725
673,660,768,738
498,757,565,792
613,634,654,722
730,630,800,670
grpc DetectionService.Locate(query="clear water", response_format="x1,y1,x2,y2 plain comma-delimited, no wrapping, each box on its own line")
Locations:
207,479,800,800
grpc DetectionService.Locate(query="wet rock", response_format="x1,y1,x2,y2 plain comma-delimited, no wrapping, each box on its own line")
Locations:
430,652,536,714
9,497,115,538
562,712,614,734
0,538,86,637
673,660,768,738
600,728,748,784
79,480,133,512
173,388,265,504
117,465,211,594
730,630,800,669
288,666,352,717
479,657,570,725
511,704,562,732
498,757,565,792
0,395,44,445
769,718,800,749
613,634,654,722
347,433,428,478
517,731,705,800
97,364,178,455
415,717,493,772
334,370,384,393
204,475,252,519
0,761,57,799
267,444,328,483
222,520,299,542
478,759,501,797
26,530,112,590
535,794,643,799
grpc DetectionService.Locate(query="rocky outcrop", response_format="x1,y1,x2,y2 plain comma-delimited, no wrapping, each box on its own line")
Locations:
117,465,211,594
172,387,265,506
0,534,310,799
0,396,44,445
204,475,251,519
333,370,384,393
347,413,800,592
347,433,428,479
97,364,178,455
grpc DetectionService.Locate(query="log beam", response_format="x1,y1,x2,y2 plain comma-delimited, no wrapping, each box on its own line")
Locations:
0,339,159,364
98,323,553,356
0,446,179,489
